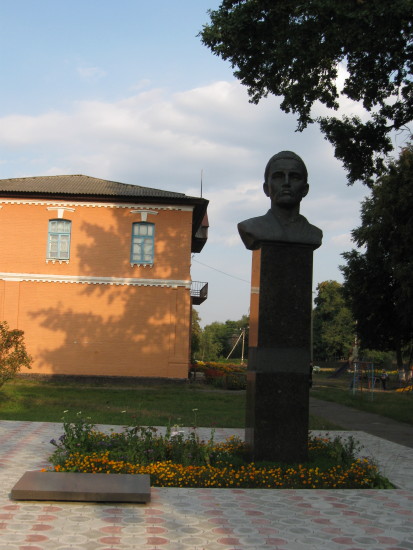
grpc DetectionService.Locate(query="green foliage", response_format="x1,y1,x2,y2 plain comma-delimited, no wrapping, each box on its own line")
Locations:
49,410,98,464
193,361,247,389
200,0,413,184
197,315,249,361
223,372,247,390
191,308,202,361
313,281,355,361
359,349,395,369
0,321,32,388
198,322,224,361
311,434,360,467
50,412,218,468
341,147,413,365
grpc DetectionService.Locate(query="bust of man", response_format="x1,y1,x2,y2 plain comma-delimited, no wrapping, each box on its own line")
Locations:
238,151,322,250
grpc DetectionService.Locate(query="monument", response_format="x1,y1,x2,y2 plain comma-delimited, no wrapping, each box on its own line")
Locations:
238,151,322,463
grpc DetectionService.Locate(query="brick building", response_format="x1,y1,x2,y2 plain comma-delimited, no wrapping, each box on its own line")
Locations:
0,175,208,379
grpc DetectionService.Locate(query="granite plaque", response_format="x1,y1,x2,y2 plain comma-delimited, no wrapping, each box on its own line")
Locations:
11,471,151,503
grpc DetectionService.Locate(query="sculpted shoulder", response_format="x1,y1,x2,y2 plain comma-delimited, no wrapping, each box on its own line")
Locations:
238,211,322,250
238,212,274,250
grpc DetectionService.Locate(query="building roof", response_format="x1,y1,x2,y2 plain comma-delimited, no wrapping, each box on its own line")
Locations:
0,174,209,252
0,174,191,199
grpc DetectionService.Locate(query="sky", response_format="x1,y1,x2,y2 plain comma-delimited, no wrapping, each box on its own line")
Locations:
0,0,399,327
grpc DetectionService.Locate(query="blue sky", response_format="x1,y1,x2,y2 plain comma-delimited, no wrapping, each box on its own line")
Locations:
1,1,227,112
0,1,384,326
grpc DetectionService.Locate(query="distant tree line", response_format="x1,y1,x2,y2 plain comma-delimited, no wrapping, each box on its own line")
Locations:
191,310,249,362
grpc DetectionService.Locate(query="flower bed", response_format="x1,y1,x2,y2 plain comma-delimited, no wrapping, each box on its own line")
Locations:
46,413,392,489
50,451,384,489
190,361,247,389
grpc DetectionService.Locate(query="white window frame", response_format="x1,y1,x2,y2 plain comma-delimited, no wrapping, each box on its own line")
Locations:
47,219,71,261
130,222,155,266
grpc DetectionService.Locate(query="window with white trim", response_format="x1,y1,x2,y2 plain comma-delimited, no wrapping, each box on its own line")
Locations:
47,219,71,260
131,222,154,265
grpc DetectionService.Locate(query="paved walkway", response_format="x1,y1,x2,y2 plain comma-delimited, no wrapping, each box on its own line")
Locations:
310,397,413,448
0,408,412,549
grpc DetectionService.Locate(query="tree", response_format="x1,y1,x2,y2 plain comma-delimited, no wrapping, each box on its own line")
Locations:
313,281,354,361
197,315,249,361
341,146,413,366
200,1,413,184
191,308,202,361
0,322,32,387
199,323,224,361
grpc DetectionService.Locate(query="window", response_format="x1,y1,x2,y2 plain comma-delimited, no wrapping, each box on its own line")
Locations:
47,219,71,260
131,222,154,264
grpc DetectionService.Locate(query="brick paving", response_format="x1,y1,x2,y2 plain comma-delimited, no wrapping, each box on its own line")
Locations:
1,420,413,549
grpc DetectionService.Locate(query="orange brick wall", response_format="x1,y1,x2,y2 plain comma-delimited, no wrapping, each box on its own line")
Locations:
0,201,192,279
0,199,194,378
248,249,261,347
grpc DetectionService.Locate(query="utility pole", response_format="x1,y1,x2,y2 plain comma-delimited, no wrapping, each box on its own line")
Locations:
226,328,247,363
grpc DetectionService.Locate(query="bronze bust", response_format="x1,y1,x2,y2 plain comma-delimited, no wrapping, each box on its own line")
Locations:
238,151,322,250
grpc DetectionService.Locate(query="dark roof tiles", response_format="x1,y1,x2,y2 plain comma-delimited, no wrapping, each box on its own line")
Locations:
0,174,190,200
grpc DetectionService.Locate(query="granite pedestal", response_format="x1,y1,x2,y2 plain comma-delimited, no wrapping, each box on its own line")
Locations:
246,243,315,463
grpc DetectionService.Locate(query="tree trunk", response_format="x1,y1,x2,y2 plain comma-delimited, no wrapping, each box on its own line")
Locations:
396,344,403,369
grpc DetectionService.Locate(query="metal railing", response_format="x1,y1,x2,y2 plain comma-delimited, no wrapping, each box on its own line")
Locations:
190,281,208,304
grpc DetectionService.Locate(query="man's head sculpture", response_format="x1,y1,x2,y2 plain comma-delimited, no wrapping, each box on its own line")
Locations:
263,151,309,211
237,150,322,250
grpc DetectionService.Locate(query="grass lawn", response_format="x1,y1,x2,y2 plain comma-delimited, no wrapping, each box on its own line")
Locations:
312,371,413,426
0,378,340,430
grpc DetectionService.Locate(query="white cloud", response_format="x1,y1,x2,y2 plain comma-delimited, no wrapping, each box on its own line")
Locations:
129,79,152,92
330,233,353,248
77,66,107,80
0,112,69,145
0,78,369,324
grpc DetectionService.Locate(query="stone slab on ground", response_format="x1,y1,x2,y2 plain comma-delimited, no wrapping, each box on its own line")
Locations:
10,470,151,502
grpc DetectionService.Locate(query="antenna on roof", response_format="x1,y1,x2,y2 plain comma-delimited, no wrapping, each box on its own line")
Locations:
200,169,203,198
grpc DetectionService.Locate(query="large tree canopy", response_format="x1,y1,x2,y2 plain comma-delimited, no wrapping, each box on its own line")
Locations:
313,280,354,361
200,0,413,184
341,146,413,366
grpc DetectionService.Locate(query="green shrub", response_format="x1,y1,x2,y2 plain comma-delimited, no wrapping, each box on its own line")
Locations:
225,373,247,390
0,321,32,388
191,361,247,389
